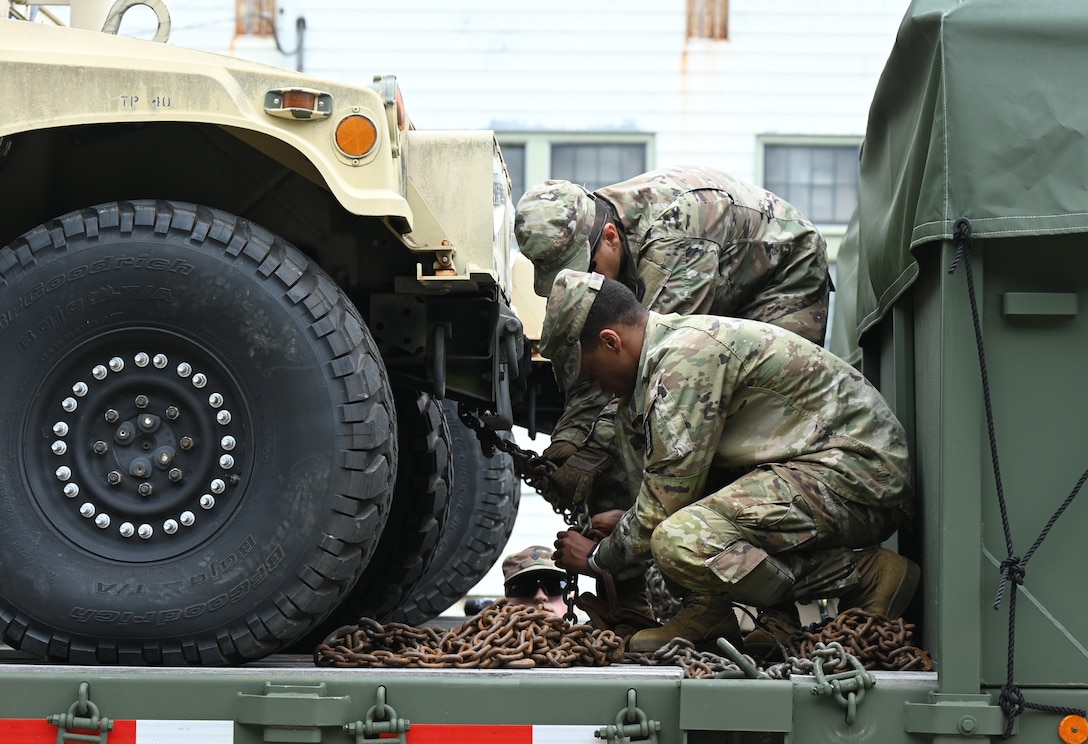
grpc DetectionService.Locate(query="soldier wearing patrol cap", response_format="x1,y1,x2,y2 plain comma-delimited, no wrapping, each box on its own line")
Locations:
542,269,918,654
514,166,832,517
501,545,570,618
516,167,833,634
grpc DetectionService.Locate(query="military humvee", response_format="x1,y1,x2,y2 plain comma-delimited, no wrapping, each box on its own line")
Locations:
0,0,532,664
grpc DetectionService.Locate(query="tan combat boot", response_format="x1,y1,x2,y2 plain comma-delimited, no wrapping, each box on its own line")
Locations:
837,548,920,618
627,595,742,653
742,602,802,654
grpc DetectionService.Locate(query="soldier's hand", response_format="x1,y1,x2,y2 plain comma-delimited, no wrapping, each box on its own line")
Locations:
543,445,613,512
542,440,579,466
590,509,626,536
553,529,597,576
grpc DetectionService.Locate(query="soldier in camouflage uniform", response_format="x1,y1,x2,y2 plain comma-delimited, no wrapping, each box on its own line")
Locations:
515,166,832,485
517,168,832,633
542,270,918,653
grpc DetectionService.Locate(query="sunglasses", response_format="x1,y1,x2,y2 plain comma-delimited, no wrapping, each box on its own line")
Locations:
505,575,567,598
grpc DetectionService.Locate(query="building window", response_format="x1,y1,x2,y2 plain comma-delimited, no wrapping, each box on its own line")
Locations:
502,144,526,203
687,0,729,40
763,143,859,225
497,134,653,205
236,0,275,36
550,144,646,193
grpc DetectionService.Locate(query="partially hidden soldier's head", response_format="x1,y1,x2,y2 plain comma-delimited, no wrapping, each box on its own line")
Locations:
501,545,568,618
539,269,605,391
515,180,599,297
502,545,563,587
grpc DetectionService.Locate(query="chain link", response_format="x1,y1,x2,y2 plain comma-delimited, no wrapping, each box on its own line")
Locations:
455,403,591,615
456,404,589,526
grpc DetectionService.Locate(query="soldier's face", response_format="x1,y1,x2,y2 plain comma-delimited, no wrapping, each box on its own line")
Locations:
580,338,637,398
589,225,624,280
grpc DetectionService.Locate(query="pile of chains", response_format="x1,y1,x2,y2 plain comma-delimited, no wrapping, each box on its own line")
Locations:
784,607,933,672
314,599,624,669
313,601,930,679
624,609,932,679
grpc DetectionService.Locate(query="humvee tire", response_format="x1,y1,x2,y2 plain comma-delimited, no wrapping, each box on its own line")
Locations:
289,388,451,650
0,200,396,665
386,400,519,625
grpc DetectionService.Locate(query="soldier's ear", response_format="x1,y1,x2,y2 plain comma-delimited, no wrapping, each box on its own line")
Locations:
599,328,621,352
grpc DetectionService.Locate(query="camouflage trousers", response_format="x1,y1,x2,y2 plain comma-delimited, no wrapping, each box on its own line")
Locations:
649,465,904,607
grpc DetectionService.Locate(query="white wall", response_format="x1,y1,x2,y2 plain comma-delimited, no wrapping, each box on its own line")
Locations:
120,0,909,182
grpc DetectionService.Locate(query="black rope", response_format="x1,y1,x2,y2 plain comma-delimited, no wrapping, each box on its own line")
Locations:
948,217,1086,736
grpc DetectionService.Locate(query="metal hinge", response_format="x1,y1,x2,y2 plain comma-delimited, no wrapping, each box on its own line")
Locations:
905,692,1013,739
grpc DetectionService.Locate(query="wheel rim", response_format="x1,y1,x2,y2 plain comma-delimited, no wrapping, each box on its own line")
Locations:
24,325,252,562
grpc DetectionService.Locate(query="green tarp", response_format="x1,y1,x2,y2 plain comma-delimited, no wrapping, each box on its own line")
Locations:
831,0,1088,362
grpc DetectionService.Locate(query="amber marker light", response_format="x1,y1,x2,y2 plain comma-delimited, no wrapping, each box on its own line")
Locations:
282,90,316,110
335,114,379,158
264,88,332,120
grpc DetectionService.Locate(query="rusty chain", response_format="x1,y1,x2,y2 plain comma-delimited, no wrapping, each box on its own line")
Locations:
314,599,624,669
456,404,588,528
785,607,933,672
312,601,930,679
455,404,590,623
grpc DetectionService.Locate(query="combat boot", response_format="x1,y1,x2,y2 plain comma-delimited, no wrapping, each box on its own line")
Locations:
627,595,742,653
837,548,920,619
742,602,802,654
576,572,660,637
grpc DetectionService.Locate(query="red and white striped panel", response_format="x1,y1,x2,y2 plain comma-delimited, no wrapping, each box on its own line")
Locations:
5,720,601,743
400,724,601,743
6,719,233,743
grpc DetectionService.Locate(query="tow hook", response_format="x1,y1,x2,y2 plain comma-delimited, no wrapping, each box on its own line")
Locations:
47,681,114,744
811,651,875,725
596,688,661,743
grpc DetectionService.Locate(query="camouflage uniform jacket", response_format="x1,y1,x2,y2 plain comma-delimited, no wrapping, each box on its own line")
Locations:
593,312,913,573
553,165,831,448
598,165,829,335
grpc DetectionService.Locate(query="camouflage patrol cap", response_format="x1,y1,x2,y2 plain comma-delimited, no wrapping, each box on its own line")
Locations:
539,269,605,391
502,545,564,585
514,180,596,297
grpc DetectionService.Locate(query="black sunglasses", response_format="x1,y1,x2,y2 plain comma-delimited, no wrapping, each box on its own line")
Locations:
505,575,567,598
